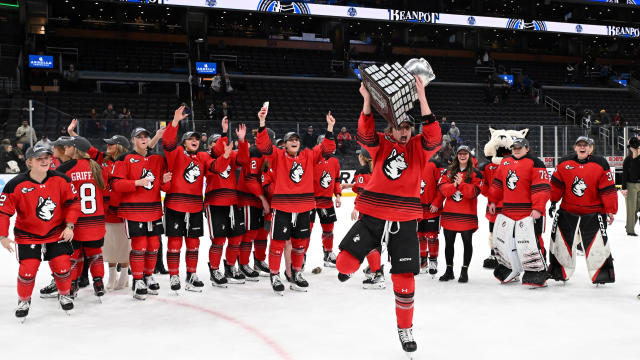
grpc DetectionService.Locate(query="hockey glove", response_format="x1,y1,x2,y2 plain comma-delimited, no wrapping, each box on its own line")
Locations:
548,202,556,218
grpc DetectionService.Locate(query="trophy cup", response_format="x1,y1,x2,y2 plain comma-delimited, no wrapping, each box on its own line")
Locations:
359,58,435,128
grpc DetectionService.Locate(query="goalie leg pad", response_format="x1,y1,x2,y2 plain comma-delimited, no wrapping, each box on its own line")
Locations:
549,209,580,281
514,216,547,272
492,215,521,282
580,213,614,283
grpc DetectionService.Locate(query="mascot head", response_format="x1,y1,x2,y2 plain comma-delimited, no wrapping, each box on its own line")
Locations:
483,128,529,165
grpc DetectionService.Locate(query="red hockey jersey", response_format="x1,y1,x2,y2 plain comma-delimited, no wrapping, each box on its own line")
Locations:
438,168,483,231
489,154,550,221
163,123,229,213
352,165,371,196
256,127,336,213
355,112,442,222
551,154,617,215
56,159,106,241
313,155,342,209
110,150,167,222
421,158,446,220
480,161,501,222
0,171,79,244
88,147,121,223
238,146,268,208
204,136,249,206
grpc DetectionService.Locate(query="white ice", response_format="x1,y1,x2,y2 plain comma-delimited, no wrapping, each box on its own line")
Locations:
1,194,638,360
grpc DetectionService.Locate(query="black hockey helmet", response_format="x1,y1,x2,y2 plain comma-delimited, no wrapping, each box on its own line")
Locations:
283,131,300,142
181,131,201,143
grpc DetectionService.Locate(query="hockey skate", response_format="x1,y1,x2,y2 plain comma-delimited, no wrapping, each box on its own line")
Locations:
39,278,58,299
239,264,260,282
419,257,429,274
253,257,270,277
362,265,385,289
15,299,30,322
58,294,74,315
439,265,455,282
323,251,337,268
337,272,352,282
270,273,285,295
224,260,246,284
185,272,205,292
169,275,181,293
397,327,417,358
494,264,520,284
290,270,308,292
458,266,469,283
428,258,438,276
93,277,105,302
522,270,549,288
362,265,373,280
208,263,228,288
69,280,79,299
78,275,90,289
132,279,147,300
144,275,160,295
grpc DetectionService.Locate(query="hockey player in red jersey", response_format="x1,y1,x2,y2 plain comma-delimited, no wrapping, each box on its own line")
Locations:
110,127,171,300
311,135,342,267
56,136,107,299
0,145,79,320
256,107,336,295
336,77,441,355
437,145,483,283
548,136,617,284
205,117,250,286
419,157,445,276
237,129,273,277
164,106,231,292
488,138,551,287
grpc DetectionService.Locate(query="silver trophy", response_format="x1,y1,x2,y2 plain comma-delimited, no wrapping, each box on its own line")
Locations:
359,57,435,128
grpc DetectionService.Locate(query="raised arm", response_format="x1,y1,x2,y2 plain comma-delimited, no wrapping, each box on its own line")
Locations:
256,107,275,155
312,111,336,162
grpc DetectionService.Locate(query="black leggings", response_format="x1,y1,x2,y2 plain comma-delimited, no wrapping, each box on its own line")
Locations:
443,229,474,267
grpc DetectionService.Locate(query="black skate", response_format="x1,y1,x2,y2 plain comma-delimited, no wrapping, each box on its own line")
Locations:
186,272,205,292
15,299,31,322
323,251,337,268
224,260,246,284
270,273,285,295
458,266,469,283
169,275,181,292
337,273,352,282
93,277,105,300
239,264,260,282
439,265,455,282
290,270,308,292
58,294,74,314
70,280,79,299
522,270,549,288
419,257,429,274
397,327,417,356
39,278,58,299
483,255,498,269
253,257,270,277
144,275,160,295
593,256,615,285
362,265,373,280
428,258,438,276
209,263,228,288
494,264,519,284
78,275,90,289
132,279,147,300
363,265,385,290
548,254,567,282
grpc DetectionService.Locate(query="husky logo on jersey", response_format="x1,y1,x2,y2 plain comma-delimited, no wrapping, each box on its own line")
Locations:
352,234,360,243
21,187,35,194
129,158,140,163
420,180,426,195
452,190,463,202
572,176,587,197
219,164,231,179
319,170,332,189
36,196,56,221
290,161,304,183
383,149,408,180
565,164,575,170
140,168,155,190
183,161,201,184
506,170,519,190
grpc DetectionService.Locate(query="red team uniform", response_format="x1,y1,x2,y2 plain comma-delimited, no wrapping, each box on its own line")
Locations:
311,154,341,263
418,158,445,274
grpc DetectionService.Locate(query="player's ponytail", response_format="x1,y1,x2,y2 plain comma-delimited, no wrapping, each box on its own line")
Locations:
73,149,106,190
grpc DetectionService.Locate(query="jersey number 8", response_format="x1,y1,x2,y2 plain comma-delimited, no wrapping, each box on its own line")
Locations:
79,183,97,215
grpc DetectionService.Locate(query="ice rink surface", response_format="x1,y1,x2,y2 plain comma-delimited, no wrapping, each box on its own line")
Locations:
1,194,638,360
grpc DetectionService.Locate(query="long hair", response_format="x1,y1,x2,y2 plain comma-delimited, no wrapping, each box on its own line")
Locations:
448,152,474,184
73,149,106,190
359,153,373,173
105,144,127,162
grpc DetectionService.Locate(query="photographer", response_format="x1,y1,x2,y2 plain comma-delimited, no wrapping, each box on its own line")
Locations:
622,137,640,236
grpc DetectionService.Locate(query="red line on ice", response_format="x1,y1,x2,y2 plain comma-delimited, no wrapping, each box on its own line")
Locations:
152,297,292,360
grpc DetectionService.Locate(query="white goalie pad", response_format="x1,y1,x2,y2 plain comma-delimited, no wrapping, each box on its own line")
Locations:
549,210,580,280
585,214,612,281
492,214,522,281
514,216,546,272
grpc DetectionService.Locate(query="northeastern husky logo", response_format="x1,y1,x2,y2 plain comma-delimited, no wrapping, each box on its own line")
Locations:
319,170,332,189
36,196,56,221
452,190,463,202
506,170,519,190
183,161,201,184
140,168,155,190
219,164,231,179
420,180,426,195
572,176,587,197
290,161,304,183
383,149,408,180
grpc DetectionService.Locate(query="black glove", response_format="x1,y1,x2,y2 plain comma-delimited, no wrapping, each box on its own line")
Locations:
548,202,557,218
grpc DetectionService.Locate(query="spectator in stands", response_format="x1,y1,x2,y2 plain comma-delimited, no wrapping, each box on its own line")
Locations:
216,101,233,121
302,125,317,149
615,112,622,126
337,127,353,155
207,104,216,121
600,109,612,126
0,140,22,174
87,108,104,137
118,107,132,135
63,64,78,83
15,120,36,146
448,122,460,144
103,103,117,136
199,134,209,152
